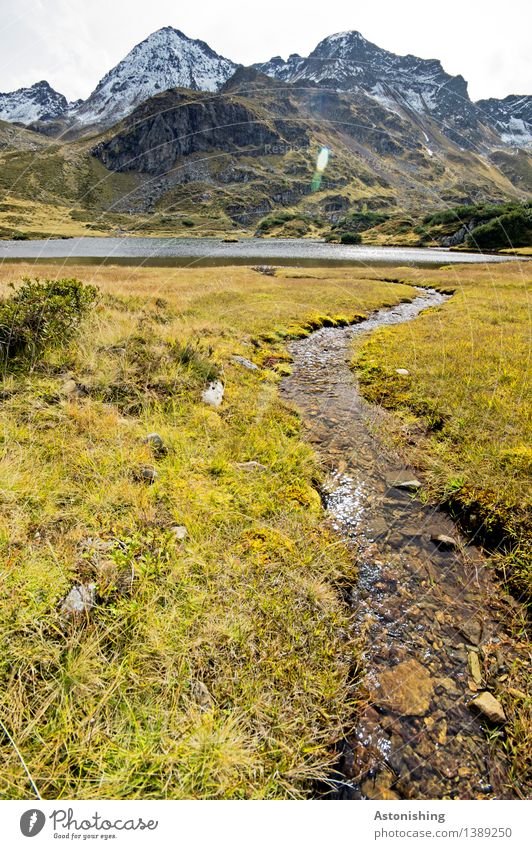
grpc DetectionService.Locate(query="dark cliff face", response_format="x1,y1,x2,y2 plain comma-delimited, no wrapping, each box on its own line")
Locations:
93,90,309,175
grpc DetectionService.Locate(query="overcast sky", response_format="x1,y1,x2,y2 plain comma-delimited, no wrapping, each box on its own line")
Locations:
0,0,530,103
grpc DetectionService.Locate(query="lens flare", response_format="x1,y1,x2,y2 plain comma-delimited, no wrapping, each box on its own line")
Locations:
316,146,330,173
312,146,330,191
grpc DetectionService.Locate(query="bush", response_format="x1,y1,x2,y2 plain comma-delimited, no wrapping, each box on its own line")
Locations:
467,209,532,250
339,232,362,245
0,277,98,366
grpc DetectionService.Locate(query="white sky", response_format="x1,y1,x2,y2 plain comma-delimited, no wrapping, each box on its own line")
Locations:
0,0,530,103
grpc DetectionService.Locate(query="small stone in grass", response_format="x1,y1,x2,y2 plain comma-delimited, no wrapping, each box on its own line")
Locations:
134,465,159,484
61,583,96,617
143,432,166,454
170,525,188,541
236,461,267,472
231,355,259,371
202,380,224,407
396,368,410,375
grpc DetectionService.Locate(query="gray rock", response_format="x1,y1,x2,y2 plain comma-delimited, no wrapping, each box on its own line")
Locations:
61,583,96,617
469,691,506,724
395,368,410,375
231,355,259,371
202,380,224,407
236,461,267,472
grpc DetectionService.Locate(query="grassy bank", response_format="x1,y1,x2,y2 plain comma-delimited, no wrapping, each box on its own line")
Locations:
351,260,531,793
352,262,531,600
0,263,415,799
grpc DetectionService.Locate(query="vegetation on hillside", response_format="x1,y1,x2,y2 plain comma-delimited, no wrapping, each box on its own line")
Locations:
0,263,415,799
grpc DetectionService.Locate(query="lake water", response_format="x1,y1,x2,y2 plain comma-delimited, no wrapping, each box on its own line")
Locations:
0,237,520,267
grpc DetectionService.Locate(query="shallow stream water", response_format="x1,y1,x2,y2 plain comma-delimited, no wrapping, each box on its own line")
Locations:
281,290,515,800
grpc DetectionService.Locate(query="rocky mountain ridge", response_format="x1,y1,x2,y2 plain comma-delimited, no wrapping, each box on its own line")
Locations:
0,27,529,152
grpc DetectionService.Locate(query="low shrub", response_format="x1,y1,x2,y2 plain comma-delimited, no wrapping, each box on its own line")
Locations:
0,277,98,366
339,232,362,245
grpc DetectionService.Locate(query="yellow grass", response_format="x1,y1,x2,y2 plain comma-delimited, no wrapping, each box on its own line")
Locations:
0,263,414,799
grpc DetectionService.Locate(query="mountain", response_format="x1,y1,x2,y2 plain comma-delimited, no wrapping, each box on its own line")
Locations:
476,95,532,148
0,80,68,124
70,26,238,128
255,31,498,149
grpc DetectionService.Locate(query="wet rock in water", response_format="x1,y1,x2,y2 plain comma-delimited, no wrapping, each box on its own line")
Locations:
61,583,96,617
361,768,399,800
374,659,434,716
170,525,188,541
231,355,259,371
134,465,159,484
468,651,483,685
395,368,410,375
202,380,224,407
437,677,461,696
431,533,459,551
459,619,483,645
143,432,166,455
385,470,422,491
236,461,267,472
469,691,506,724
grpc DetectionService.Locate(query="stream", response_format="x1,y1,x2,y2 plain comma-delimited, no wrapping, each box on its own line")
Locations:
281,288,515,800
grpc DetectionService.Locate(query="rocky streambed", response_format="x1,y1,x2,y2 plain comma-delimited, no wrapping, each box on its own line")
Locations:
281,289,519,800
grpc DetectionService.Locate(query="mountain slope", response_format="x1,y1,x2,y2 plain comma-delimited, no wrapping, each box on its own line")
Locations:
254,31,522,151
476,95,532,148
70,26,238,128
0,81,68,124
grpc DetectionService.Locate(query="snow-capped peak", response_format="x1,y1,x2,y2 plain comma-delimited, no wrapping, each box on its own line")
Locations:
71,26,238,127
0,80,67,124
